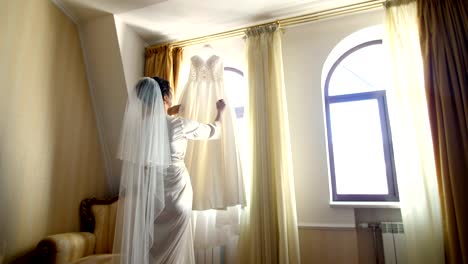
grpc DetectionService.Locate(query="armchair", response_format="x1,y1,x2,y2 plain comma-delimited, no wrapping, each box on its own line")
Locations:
33,197,118,264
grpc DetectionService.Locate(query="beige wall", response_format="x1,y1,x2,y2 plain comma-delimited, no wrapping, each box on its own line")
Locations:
114,16,147,95
299,227,386,264
299,227,359,264
79,15,128,193
0,0,108,261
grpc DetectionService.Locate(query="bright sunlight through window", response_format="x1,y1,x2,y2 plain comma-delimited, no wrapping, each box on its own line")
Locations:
324,31,399,203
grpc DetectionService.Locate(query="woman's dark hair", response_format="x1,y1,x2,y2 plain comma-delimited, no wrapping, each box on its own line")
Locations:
135,77,172,106
151,76,172,99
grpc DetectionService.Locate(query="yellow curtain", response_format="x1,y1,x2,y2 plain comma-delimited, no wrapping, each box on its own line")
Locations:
417,0,468,263
238,23,300,264
172,47,183,94
385,1,444,263
144,45,183,95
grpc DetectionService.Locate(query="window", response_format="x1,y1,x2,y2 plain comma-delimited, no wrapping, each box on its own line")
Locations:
223,66,248,141
224,67,246,119
324,39,399,202
223,65,251,195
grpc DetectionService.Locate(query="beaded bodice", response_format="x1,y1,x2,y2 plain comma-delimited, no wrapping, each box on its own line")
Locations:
188,55,224,82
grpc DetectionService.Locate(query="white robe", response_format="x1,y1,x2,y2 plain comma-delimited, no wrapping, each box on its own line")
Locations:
150,117,220,264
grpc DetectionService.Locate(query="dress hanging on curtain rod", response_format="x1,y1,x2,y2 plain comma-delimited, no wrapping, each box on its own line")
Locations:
178,46,245,210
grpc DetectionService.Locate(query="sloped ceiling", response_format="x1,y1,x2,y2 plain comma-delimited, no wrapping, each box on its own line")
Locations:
53,0,168,22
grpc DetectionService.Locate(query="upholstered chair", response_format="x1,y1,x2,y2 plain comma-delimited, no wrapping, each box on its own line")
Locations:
33,197,118,264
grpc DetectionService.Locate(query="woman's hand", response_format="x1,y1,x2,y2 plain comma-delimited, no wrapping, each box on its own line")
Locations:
216,99,226,112
167,104,181,116
214,99,226,122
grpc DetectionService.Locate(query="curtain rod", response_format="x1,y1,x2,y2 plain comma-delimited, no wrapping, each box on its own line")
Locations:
146,0,385,51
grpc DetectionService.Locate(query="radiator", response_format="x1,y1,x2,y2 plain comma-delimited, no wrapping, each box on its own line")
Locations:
195,246,225,264
381,222,407,264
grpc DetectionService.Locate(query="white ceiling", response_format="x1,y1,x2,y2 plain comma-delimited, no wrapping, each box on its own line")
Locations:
56,0,366,44
54,0,168,22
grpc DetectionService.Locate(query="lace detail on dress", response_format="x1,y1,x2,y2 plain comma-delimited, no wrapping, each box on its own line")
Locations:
189,55,224,81
177,53,245,210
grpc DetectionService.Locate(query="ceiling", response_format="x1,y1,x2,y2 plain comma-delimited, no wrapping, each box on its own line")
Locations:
56,0,367,44
54,0,167,22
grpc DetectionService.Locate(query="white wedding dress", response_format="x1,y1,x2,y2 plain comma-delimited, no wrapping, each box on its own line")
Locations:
178,54,245,210
178,53,245,263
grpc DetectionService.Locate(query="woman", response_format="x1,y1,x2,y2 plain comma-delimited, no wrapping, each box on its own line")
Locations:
113,77,226,264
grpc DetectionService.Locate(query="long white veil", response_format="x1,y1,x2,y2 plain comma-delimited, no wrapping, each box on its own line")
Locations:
113,77,171,264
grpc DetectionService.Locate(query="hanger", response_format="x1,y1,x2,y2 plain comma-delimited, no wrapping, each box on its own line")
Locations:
198,43,215,60
203,44,213,49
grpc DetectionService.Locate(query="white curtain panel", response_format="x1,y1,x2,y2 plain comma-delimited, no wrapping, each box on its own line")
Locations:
238,23,300,264
384,1,444,263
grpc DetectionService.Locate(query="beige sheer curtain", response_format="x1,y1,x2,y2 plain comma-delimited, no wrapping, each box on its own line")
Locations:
144,45,183,94
384,1,444,263
417,1,468,263
238,23,300,264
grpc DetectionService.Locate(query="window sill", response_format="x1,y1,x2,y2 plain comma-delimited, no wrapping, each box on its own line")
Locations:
329,201,400,209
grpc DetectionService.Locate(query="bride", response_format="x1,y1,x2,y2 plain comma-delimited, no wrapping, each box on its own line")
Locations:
113,77,226,264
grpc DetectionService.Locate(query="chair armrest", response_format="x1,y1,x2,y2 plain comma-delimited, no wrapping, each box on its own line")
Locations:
34,232,96,264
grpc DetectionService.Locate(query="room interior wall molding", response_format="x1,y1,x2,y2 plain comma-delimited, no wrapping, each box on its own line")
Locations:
50,0,79,24
298,222,356,230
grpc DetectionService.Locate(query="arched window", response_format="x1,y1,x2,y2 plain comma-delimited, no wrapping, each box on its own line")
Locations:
224,67,246,119
324,30,398,202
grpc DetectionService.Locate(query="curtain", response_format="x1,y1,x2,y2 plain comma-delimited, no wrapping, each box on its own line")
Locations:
384,1,445,263
144,45,183,95
417,1,468,263
238,23,300,264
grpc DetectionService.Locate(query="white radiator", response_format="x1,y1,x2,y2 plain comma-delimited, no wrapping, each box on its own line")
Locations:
381,222,407,264
195,246,225,264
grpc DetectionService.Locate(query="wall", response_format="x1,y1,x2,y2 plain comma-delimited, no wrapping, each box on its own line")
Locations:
0,0,108,261
79,15,128,192
355,208,402,264
299,227,359,263
281,9,385,263
114,16,147,94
